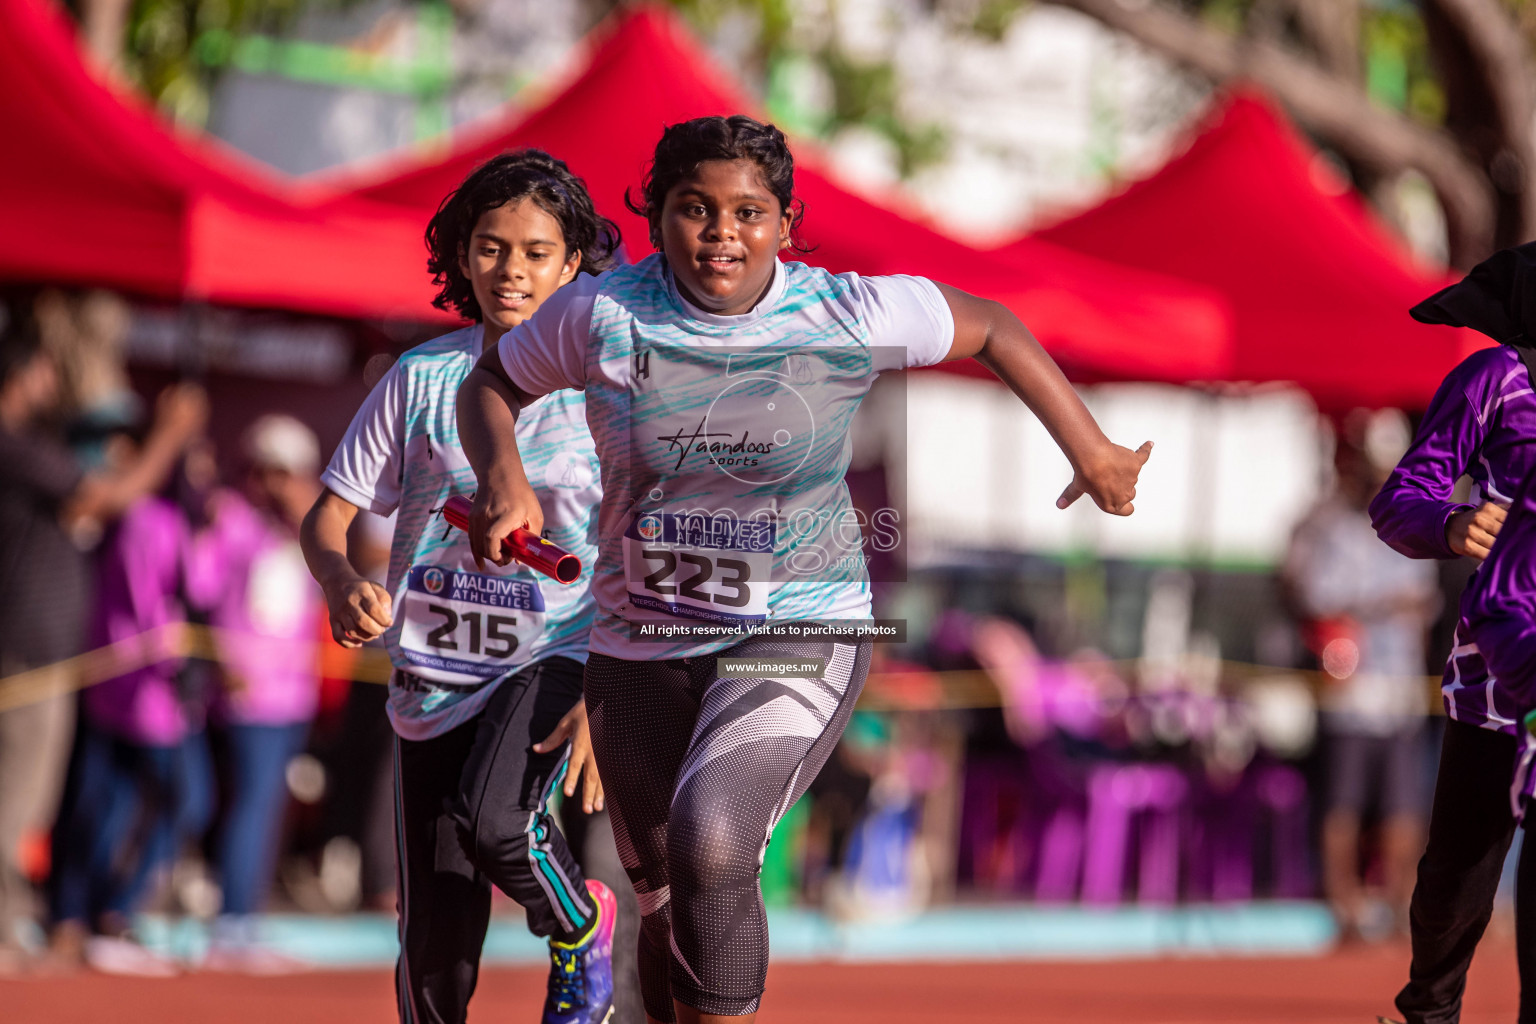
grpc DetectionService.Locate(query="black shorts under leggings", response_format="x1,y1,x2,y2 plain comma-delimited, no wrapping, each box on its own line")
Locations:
585,633,872,1020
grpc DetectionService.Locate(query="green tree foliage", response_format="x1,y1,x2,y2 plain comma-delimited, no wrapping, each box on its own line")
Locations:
115,0,321,124
979,0,1454,123
109,0,950,175
651,0,948,177
662,0,796,63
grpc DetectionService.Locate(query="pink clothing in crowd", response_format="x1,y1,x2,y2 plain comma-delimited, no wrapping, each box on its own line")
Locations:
1027,662,1107,740
84,498,195,747
185,492,320,727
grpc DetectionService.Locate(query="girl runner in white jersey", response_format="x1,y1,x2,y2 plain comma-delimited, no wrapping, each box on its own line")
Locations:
456,117,1151,1024
299,150,623,1024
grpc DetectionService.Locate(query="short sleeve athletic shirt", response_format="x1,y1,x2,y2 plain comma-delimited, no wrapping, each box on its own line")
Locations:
323,324,601,740
497,254,954,660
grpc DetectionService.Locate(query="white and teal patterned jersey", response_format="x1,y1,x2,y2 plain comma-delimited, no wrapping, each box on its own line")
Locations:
497,254,954,660
323,324,600,740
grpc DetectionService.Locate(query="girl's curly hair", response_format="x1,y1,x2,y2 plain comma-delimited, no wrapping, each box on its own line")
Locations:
625,115,809,253
426,149,621,321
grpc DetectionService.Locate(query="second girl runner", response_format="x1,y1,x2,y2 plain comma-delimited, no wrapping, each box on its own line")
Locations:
300,150,622,1024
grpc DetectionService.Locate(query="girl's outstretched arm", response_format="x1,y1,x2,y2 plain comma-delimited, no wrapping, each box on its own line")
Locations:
936,283,1151,515
457,348,546,567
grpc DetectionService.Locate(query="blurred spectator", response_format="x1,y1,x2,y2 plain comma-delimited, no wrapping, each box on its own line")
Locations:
186,414,322,971
0,307,204,974
837,708,963,917
1284,411,1439,940
48,441,216,976
802,732,876,907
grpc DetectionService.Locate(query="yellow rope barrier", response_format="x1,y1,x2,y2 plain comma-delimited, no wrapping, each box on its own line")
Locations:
0,624,391,713
0,626,1451,716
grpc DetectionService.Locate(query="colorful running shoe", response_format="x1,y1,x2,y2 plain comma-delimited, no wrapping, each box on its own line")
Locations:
543,879,616,1024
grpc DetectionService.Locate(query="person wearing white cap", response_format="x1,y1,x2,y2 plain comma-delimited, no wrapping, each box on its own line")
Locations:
244,413,319,472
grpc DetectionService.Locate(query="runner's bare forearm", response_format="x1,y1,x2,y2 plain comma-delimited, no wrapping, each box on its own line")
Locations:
457,355,531,490
457,352,548,562
301,489,364,592
937,283,1150,515
302,488,393,645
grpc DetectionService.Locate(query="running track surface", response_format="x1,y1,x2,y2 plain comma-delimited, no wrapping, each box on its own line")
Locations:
0,939,1518,1023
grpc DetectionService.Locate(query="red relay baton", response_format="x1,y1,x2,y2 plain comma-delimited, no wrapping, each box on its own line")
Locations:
440,494,582,585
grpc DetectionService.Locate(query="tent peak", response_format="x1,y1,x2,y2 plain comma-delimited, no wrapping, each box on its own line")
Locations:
1017,88,1466,408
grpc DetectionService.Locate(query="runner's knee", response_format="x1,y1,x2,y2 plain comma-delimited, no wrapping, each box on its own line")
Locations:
667,801,760,894
452,802,533,878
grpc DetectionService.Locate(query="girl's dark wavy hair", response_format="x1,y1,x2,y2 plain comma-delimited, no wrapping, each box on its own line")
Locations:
625,115,810,253
426,149,621,321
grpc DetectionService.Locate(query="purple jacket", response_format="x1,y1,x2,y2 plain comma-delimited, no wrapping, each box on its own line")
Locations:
1462,463,1536,813
83,498,196,747
1370,343,1536,732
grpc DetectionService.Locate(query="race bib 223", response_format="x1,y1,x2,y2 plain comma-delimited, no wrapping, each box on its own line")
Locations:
623,512,774,625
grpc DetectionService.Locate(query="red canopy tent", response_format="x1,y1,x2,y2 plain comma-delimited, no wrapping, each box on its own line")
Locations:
1009,93,1479,409
319,5,1232,384
0,0,449,322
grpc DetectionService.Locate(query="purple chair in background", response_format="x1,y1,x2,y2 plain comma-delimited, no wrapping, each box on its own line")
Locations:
957,756,1028,893
958,746,1091,900
1020,745,1091,901
962,753,1311,904
1188,761,1312,901
1080,763,1190,905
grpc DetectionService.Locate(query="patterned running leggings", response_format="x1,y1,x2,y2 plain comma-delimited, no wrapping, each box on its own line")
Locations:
585,633,871,1020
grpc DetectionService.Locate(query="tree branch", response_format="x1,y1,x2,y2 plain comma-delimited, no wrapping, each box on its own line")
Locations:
1289,0,1361,85
1427,0,1536,241
1040,0,1497,265
76,0,132,72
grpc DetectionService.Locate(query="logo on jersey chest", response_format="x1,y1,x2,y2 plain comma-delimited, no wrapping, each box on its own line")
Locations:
656,419,778,471
636,352,818,486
